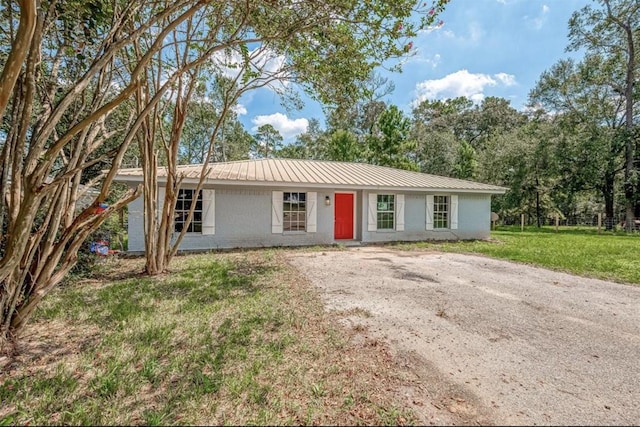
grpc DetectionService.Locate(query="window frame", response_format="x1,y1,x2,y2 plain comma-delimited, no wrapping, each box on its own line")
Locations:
283,191,307,232
433,195,449,229
376,194,395,230
174,189,203,233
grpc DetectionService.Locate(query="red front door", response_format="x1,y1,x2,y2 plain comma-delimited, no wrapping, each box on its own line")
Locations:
334,193,354,239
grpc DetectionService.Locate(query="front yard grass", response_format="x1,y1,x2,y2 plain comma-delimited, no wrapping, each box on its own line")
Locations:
1,250,412,426
3,227,637,425
395,226,640,285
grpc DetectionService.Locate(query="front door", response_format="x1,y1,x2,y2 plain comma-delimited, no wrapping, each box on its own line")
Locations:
334,193,354,239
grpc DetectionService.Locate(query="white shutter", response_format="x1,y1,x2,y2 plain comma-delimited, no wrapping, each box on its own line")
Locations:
202,189,215,235
306,192,317,233
272,191,283,233
426,194,434,230
395,194,405,231
157,186,165,222
367,193,377,231
450,194,458,230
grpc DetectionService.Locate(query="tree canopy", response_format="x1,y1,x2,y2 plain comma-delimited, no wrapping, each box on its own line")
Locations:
0,0,449,350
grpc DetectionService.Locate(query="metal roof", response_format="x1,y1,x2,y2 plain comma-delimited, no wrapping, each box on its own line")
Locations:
114,159,507,193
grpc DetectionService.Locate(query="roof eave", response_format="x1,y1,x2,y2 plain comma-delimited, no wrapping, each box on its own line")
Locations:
114,175,507,195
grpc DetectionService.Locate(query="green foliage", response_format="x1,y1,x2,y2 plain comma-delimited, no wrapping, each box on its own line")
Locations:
454,141,478,179
565,0,640,225
326,129,362,162
366,105,417,171
69,206,127,279
179,99,251,164
252,124,283,159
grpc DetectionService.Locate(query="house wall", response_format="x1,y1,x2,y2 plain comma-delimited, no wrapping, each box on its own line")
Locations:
360,191,490,243
127,184,492,253
128,186,338,252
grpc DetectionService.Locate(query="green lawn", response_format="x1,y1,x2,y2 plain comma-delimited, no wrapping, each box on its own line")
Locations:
396,226,640,285
1,251,412,426
3,228,638,426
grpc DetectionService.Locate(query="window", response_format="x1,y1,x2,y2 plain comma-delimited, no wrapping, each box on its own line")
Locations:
175,189,202,232
283,192,306,231
376,194,395,230
434,195,449,229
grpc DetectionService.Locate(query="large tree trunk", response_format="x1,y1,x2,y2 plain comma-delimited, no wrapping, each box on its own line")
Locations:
602,170,616,231
0,0,210,352
605,1,637,232
0,0,36,120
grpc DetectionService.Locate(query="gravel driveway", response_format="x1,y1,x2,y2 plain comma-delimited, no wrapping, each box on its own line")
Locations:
287,247,640,426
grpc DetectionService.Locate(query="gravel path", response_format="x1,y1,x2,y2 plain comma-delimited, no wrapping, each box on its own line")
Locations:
287,247,640,426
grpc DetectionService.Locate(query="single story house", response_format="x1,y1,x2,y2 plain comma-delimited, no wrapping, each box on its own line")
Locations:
114,159,507,253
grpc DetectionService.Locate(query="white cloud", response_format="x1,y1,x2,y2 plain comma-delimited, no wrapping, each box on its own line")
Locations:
494,72,517,86
442,29,456,39
251,113,309,140
413,70,517,105
432,22,483,45
407,53,441,69
232,103,247,116
468,22,483,43
525,4,550,30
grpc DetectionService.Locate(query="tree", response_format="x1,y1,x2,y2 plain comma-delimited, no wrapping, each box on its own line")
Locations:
366,105,418,171
463,97,527,151
0,0,450,349
0,0,36,120
478,114,560,225
326,129,362,162
411,97,474,176
0,0,207,350
567,0,640,230
135,0,449,276
454,141,478,180
252,124,283,159
529,56,627,227
179,98,251,164
276,119,328,159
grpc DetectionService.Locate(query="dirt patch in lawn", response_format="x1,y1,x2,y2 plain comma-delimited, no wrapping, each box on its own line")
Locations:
287,246,640,426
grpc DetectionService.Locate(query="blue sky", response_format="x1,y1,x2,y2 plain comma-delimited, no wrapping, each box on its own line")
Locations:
237,0,591,143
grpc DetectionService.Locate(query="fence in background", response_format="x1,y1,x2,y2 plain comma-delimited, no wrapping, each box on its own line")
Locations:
495,213,640,233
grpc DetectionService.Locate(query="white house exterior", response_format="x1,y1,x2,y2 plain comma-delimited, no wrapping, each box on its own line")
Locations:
114,159,507,253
